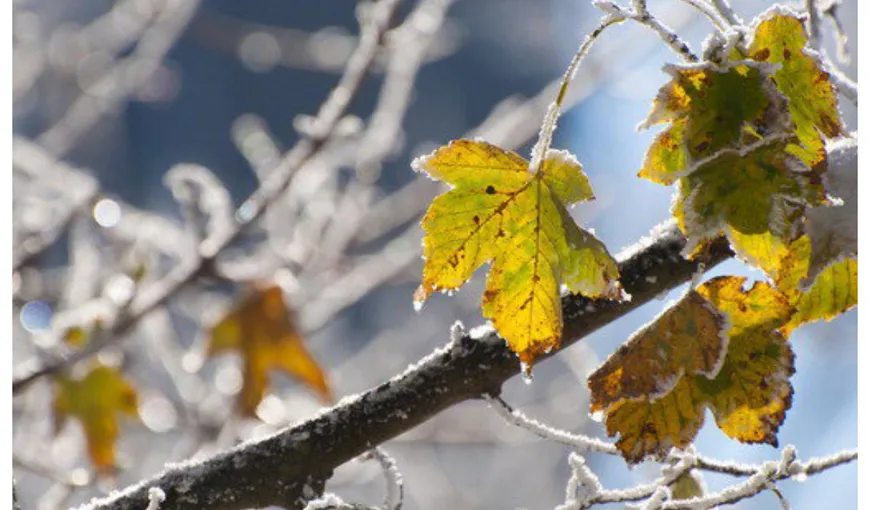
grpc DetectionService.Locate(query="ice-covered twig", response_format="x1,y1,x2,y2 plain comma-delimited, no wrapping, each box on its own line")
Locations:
709,0,742,26
303,493,359,510
556,453,603,510
485,395,617,454
767,482,791,510
529,15,622,172
488,394,855,509
531,0,699,171
805,0,821,51
363,448,404,510
821,54,858,105
821,0,850,64
626,0,699,62
658,448,856,509
37,0,202,158
677,0,728,30
304,0,403,142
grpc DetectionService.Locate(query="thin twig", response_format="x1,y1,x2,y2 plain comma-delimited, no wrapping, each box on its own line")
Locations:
677,0,727,30
805,0,821,51
709,0,741,26
485,395,617,454
364,448,404,510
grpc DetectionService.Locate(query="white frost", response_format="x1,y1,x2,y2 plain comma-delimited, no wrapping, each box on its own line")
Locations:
145,487,166,510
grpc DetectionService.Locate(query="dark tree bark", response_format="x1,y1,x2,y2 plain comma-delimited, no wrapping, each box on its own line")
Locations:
78,222,733,510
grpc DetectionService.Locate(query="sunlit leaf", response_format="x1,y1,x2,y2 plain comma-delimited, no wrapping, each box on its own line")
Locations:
748,10,842,168
588,292,728,413
53,365,139,474
639,63,775,184
413,140,620,368
774,236,857,335
589,277,794,463
207,284,332,416
675,140,826,258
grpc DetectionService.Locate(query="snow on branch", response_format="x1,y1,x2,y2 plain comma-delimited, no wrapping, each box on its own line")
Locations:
486,395,617,454
488,395,856,509
73,221,735,510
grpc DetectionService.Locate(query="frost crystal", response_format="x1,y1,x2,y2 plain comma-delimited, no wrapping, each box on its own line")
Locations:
145,487,166,510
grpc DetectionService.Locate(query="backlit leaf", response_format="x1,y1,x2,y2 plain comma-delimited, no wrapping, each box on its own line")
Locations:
207,284,332,416
589,277,794,463
53,365,139,474
674,140,826,258
639,63,774,184
414,139,620,367
774,236,857,335
588,292,728,413
748,10,842,168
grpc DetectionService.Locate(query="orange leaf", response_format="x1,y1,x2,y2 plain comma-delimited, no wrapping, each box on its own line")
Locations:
207,284,332,416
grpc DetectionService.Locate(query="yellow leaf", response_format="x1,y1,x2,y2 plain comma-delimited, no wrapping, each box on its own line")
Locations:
53,365,139,474
207,284,332,416
414,140,620,367
588,292,728,414
675,141,825,256
589,277,794,463
748,11,842,168
639,63,774,184
774,236,857,335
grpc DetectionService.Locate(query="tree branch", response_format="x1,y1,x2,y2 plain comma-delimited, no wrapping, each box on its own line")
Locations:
75,221,734,510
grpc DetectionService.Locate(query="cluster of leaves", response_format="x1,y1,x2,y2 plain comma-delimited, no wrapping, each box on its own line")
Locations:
52,283,330,473
589,10,856,462
414,8,856,464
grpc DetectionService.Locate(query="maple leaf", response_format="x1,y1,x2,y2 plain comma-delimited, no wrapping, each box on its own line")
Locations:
588,277,795,463
675,140,827,257
638,62,776,185
413,139,620,368
207,284,332,416
53,364,139,474
748,9,842,168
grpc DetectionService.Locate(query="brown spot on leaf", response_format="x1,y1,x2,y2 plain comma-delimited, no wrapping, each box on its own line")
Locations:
782,48,791,60
485,185,496,195
754,48,771,61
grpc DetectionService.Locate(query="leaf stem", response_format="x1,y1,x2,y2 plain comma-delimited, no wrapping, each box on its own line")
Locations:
529,15,622,172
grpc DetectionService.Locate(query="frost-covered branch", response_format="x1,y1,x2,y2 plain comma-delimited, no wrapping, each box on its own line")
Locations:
659,449,857,509
486,395,617,454
71,221,735,510
489,397,855,509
